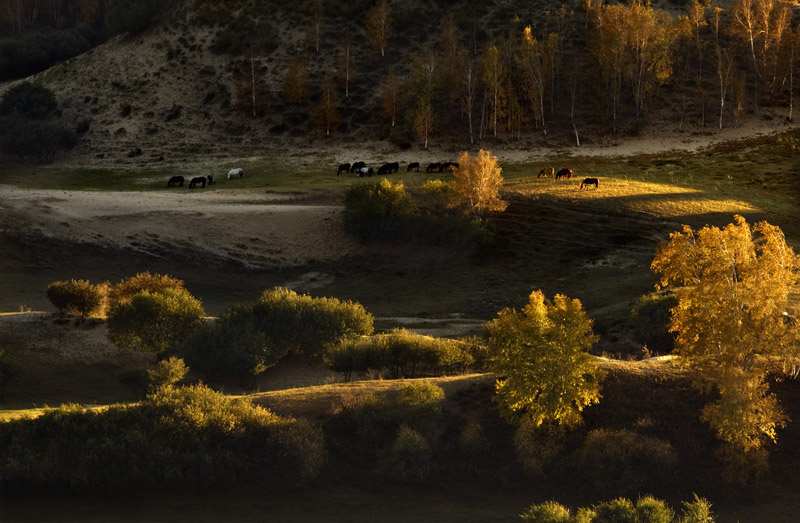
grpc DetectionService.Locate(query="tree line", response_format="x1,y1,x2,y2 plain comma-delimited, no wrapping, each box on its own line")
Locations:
230,0,799,143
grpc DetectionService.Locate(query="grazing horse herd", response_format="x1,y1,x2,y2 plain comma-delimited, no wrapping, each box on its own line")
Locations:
166,168,241,189
539,166,599,190
166,163,599,191
336,160,460,177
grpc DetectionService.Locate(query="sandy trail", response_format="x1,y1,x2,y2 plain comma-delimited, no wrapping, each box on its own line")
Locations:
0,187,363,269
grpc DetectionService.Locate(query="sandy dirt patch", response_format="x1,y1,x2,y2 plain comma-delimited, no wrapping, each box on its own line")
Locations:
0,187,363,269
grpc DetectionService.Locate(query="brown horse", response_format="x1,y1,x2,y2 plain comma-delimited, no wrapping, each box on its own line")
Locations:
337,163,351,175
556,168,573,180
538,167,554,178
580,177,599,190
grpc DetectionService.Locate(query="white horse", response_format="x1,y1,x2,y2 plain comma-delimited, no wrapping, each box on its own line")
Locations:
227,168,244,180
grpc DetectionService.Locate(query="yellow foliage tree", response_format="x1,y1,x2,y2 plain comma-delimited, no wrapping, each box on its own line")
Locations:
452,149,507,216
315,77,340,136
487,290,601,427
652,215,800,483
283,55,309,105
365,0,391,57
380,68,400,127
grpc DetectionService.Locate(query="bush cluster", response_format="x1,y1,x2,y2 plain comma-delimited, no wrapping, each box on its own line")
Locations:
573,428,678,495
630,292,679,354
343,179,493,247
325,328,473,380
377,424,433,483
347,382,445,439
107,272,185,306
0,384,326,491
521,495,715,523
46,279,106,319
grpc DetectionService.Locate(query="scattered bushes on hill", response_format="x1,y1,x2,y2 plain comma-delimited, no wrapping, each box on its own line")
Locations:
325,328,473,380
185,305,283,384
108,272,185,306
46,279,106,319
630,292,679,354
0,384,326,491
347,382,446,439
107,288,205,357
105,0,170,34
573,428,678,495
521,495,714,523
251,287,373,359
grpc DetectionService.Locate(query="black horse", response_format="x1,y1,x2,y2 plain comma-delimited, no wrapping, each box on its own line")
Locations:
556,168,573,180
337,163,351,175
426,162,441,173
350,161,365,173
207,175,214,185
407,162,420,172
167,176,184,188
378,162,400,175
580,177,599,190
189,176,207,188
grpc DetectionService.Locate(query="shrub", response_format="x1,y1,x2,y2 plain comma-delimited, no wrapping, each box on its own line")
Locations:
520,500,572,523
107,288,205,357
592,498,637,523
343,179,418,242
458,418,489,456
418,179,456,214
252,287,373,359
105,0,168,34
347,382,445,439
108,272,185,306
396,381,445,424
378,425,433,483
46,279,105,319
514,420,565,476
0,118,77,163
185,305,284,384
0,384,326,490
630,292,678,354
680,494,715,523
325,329,471,379
573,429,678,495
147,357,189,390
0,82,57,119
635,496,674,523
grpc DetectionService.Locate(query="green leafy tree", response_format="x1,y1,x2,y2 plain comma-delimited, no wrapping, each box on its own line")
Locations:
652,215,800,483
0,82,57,119
107,288,205,358
146,357,189,390
487,290,601,427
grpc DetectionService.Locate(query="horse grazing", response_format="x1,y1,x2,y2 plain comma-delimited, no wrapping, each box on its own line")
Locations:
337,163,351,175
426,162,442,173
167,176,184,188
538,167,554,178
207,175,214,185
358,166,375,177
350,161,365,173
407,162,420,172
189,177,207,189
378,162,400,175
556,168,573,180
580,177,599,190
227,168,244,180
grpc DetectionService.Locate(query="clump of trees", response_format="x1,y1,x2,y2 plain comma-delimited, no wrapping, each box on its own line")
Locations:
652,215,800,483
0,384,326,491
0,82,76,163
46,279,106,319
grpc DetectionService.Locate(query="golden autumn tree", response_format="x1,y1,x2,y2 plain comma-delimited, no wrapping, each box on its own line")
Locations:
365,0,391,57
283,54,309,105
412,98,435,149
315,77,340,136
652,216,800,484
380,67,400,126
452,149,507,216
487,290,602,427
